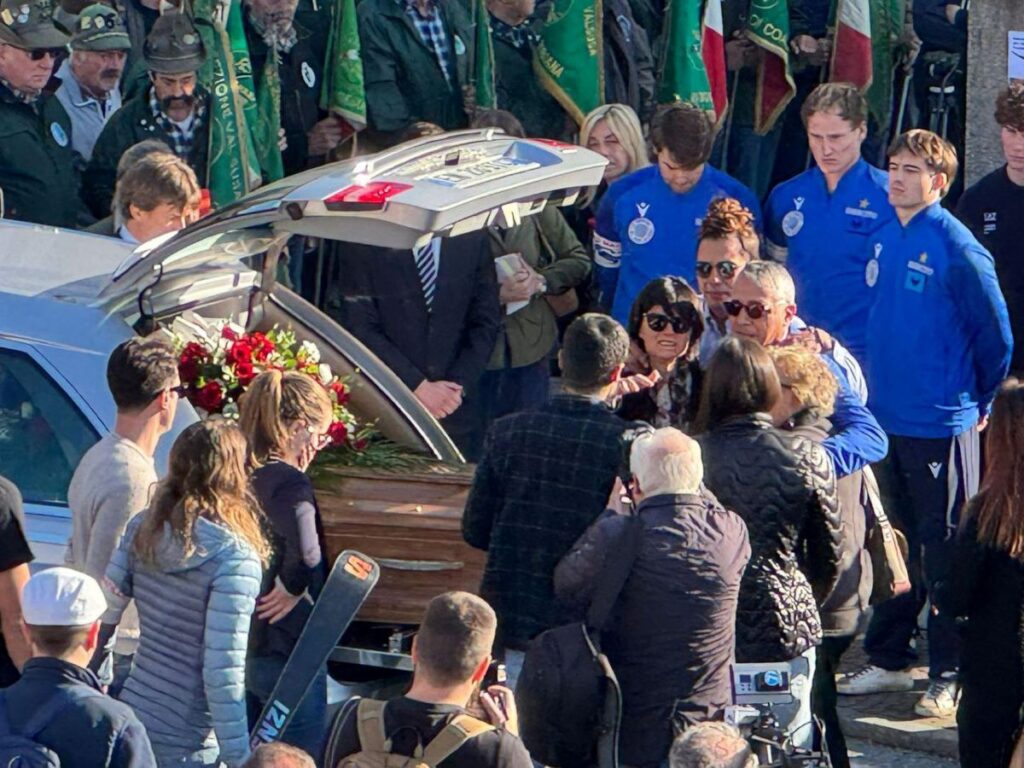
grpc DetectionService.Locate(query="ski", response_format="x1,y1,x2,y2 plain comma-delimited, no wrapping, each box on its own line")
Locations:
250,549,381,749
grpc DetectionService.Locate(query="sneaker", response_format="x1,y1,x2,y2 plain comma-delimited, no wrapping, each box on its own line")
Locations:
836,664,915,695
914,676,959,717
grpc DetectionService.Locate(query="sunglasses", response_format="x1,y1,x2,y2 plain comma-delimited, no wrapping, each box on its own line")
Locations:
723,300,774,320
305,424,333,450
168,384,188,397
696,260,739,280
26,47,64,61
645,311,694,334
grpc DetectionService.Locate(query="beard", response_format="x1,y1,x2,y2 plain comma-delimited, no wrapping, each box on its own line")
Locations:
252,8,297,52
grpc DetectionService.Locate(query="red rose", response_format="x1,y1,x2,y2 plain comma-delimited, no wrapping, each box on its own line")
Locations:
221,326,239,342
330,380,349,406
234,360,255,384
249,332,275,362
353,437,369,451
196,381,225,412
181,342,207,360
327,421,348,446
178,357,199,384
227,341,254,368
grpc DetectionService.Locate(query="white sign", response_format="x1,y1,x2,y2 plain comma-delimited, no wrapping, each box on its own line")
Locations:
1009,31,1024,81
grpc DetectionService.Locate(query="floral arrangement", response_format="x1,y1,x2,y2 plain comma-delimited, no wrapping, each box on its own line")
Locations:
170,315,369,452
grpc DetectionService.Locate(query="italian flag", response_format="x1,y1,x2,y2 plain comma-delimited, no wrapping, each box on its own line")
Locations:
702,0,727,125
831,0,873,90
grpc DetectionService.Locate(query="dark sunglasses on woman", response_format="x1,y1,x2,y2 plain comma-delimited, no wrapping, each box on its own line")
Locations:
722,300,773,320
645,311,694,334
695,260,739,280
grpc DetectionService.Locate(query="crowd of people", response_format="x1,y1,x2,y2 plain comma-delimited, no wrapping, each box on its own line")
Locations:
2,0,1024,766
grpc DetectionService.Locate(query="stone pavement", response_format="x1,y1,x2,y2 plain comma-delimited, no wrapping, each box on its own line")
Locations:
837,637,959,760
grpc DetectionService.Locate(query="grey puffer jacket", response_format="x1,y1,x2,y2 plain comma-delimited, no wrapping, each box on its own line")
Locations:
103,514,262,767
698,414,842,662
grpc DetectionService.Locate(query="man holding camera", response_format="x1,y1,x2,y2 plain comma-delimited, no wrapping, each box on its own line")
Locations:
555,428,750,768
325,592,531,768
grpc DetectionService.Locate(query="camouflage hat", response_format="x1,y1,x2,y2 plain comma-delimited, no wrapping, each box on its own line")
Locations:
0,0,70,49
70,3,129,51
143,12,204,74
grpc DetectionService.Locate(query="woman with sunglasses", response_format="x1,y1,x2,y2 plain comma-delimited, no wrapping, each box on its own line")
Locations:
239,369,335,760
616,276,705,430
695,197,761,365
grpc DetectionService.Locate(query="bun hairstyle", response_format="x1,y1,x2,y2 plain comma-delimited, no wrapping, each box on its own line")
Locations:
238,369,333,464
699,197,760,258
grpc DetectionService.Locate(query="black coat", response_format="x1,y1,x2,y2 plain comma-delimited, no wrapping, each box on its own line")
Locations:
602,0,655,123
337,232,501,455
4,658,155,767
555,494,750,768
936,512,1024,768
698,414,842,661
462,394,629,647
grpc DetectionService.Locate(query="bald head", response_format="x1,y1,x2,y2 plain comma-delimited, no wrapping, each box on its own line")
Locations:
630,427,703,497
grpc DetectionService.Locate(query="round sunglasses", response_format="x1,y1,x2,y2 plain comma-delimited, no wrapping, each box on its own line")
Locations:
722,300,774,320
695,260,739,280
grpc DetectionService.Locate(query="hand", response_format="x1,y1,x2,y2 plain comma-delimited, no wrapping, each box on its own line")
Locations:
256,581,305,624
899,25,922,70
978,415,989,432
414,380,464,419
945,3,960,24
499,271,535,304
278,127,288,152
307,117,345,156
609,369,662,399
725,36,755,71
606,477,632,515
779,329,824,355
297,441,318,472
480,685,519,735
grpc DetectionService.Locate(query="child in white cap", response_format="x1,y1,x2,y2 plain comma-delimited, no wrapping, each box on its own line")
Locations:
0,567,155,766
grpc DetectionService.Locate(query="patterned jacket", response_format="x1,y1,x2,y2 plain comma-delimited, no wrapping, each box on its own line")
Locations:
103,514,261,767
698,413,842,662
462,394,630,648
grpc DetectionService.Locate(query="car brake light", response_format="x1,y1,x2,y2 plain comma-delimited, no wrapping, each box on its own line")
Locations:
323,182,412,211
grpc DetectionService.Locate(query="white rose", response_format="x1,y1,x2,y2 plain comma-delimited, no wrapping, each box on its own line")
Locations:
299,340,321,364
318,363,333,385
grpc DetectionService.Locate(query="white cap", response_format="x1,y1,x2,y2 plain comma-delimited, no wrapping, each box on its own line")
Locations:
22,568,107,627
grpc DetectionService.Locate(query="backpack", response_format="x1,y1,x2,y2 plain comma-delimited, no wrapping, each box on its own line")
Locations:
328,698,494,768
0,686,104,768
516,514,643,768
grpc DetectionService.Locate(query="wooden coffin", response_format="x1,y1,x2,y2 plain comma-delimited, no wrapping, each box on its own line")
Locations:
315,463,484,624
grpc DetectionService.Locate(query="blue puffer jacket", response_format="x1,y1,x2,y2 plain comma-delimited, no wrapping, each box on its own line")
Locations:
103,514,262,767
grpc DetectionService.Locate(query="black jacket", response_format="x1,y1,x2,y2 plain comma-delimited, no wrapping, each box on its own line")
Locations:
616,360,703,432
787,411,872,637
602,0,655,123
462,394,630,647
698,414,842,661
4,657,155,767
555,494,750,768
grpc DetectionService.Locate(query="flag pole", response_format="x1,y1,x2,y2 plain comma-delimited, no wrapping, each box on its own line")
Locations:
721,69,740,172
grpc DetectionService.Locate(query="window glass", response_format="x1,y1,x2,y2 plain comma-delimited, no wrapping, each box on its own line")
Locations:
0,350,99,505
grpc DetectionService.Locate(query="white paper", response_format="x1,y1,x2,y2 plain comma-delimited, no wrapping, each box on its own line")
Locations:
494,253,530,315
1009,32,1024,81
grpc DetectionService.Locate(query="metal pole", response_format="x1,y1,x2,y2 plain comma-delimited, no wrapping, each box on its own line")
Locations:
721,70,741,171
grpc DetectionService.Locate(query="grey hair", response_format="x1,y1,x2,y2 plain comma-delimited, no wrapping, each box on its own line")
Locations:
630,427,703,497
739,261,796,306
669,722,758,768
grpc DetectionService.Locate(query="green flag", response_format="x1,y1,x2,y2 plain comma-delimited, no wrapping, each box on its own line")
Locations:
320,0,367,128
747,0,796,134
657,0,712,109
866,0,904,134
194,0,262,207
533,0,604,125
473,0,496,109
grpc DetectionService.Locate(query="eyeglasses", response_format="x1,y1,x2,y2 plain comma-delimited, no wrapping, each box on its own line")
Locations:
306,424,333,450
723,300,774,320
644,311,694,334
26,47,64,61
696,260,739,280
168,384,188,397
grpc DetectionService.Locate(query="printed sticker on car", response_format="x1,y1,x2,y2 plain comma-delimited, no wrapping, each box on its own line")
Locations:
422,156,540,188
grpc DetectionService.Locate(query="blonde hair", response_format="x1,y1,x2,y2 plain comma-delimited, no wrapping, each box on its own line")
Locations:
768,345,839,418
579,103,649,206
134,419,270,566
238,369,333,463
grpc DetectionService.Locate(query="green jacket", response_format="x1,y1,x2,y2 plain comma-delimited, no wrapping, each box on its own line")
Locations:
357,0,470,140
486,206,590,369
84,87,210,219
0,86,89,228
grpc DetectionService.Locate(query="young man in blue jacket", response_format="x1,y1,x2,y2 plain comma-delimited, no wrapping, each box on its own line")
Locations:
839,130,1013,717
593,102,761,325
765,83,895,363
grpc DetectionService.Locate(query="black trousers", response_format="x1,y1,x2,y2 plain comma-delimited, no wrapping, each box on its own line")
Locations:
812,635,855,768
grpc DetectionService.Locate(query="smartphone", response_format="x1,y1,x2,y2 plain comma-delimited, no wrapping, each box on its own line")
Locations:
481,661,508,719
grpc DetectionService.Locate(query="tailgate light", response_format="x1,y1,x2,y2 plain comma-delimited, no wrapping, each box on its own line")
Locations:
323,182,412,211
530,138,577,152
